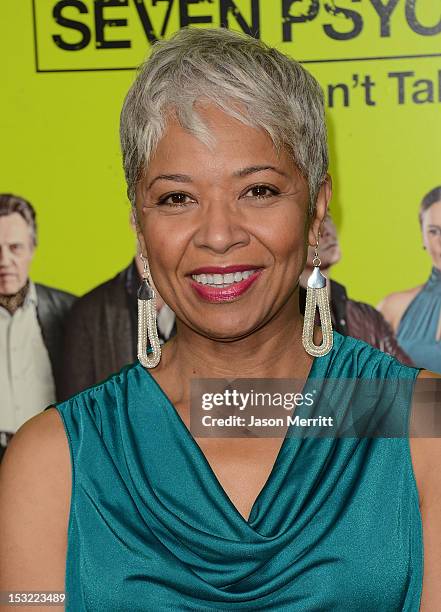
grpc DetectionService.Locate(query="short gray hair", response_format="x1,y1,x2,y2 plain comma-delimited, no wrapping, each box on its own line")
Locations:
120,27,329,214
0,193,37,246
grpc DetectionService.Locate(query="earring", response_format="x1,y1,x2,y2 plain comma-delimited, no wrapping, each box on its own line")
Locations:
302,237,333,357
137,253,161,368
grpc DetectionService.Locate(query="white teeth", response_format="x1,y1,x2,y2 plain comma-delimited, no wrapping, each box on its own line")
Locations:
191,269,258,287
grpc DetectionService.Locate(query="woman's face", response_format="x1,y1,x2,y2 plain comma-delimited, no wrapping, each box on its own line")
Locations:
422,200,441,270
136,104,330,340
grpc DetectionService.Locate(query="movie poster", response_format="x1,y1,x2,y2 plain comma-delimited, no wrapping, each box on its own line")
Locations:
1,1,439,303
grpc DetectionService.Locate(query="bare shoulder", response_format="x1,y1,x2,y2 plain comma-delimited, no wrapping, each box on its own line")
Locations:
0,408,70,488
0,408,71,595
410,370,441,501
409,370,441,610
377,286,423,332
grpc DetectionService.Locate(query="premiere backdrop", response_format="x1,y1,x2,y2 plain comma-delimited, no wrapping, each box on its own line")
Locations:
1,0,441,304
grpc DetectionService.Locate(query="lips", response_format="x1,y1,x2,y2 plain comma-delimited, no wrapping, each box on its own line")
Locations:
188,268,263,303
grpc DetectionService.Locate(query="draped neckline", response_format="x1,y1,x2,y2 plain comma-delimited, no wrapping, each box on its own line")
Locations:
137,340,333,529
428,265,441,290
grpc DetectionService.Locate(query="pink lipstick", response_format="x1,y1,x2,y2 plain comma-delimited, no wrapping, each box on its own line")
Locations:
187,266,264,303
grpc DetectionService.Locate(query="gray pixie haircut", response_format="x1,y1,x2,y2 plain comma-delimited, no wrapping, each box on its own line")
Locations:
120,27,329,214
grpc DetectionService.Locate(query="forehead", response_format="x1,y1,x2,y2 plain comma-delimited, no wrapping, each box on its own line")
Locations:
0,213,32,242
145,104,298,179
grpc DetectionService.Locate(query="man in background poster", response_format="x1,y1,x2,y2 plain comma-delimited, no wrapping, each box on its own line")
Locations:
61,214,176,399
0,194,76,461
299,210,413,365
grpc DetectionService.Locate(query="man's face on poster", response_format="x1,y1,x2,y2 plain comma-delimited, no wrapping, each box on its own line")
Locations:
306,211,341,270
0,213,35,296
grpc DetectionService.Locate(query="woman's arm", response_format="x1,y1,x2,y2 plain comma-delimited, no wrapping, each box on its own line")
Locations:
0,409,71,611
411,370,441,611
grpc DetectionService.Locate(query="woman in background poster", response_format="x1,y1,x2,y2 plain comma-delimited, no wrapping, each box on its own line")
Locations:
378,187,441,374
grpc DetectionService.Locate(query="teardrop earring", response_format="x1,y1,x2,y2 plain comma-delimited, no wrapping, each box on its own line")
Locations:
137,253,161,368
302,237,333,357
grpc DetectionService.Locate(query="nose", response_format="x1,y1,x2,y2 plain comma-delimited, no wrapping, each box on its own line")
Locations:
0,246,12,266
192,200,250,254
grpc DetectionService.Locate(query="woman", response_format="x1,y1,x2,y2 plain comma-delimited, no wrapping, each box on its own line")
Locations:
0,28,440,611
378,187,441,373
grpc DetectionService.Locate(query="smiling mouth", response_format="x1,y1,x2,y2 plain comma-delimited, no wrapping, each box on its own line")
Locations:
190,269,260,288
188,268,263,302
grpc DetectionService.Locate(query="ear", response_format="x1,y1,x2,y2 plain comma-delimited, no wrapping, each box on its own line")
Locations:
132,183,148,256
137,230,147,258
308,174,332,247
129,208,138,232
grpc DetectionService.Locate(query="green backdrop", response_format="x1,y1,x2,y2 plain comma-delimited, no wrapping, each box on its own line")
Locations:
2,0,441,305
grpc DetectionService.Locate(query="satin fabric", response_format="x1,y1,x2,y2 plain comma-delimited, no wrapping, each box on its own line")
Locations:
397,266,441,374
52,331,423,611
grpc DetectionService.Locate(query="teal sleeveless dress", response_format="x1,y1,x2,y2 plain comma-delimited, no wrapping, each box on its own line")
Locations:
50,331,423,611
396,266,441,374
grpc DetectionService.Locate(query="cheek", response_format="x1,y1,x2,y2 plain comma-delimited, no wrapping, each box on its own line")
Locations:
139,211,163,259
143,222,188,282
17,252,32,267
424,233,436,249
256,208,307,259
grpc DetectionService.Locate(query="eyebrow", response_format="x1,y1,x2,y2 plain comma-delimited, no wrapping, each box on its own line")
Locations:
147,174,193,190
233,165,289,179
147,165,289,190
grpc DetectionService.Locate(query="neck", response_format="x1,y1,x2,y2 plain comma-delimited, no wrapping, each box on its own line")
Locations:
0,280,30,315
158,288,321,396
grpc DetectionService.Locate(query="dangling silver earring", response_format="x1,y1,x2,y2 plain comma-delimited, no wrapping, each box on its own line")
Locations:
138,253,161,368
302,237,333,357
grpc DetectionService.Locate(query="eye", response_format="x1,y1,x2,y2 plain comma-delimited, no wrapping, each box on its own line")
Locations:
156,192,196,208
243,185,280,199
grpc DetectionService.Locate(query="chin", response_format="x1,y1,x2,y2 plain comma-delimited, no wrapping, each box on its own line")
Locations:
330,246,341,261
0,283,19,296
195,320,259,342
